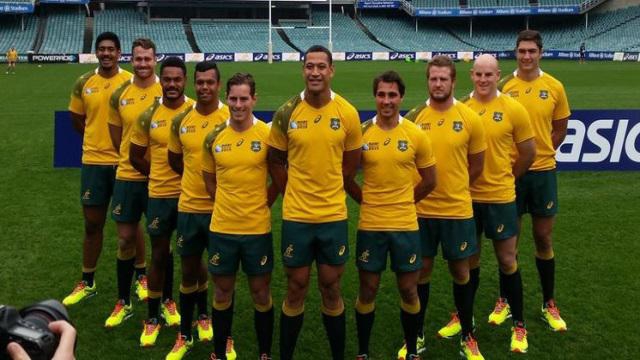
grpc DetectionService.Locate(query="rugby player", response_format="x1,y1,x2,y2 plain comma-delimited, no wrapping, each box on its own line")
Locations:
436,54,536,353
267,45,362,360
165,61,234,360
130,57,193,346
105,38,161,328
64,32,132,307
6,47,17,74
203,73,277,360
501,30,570,332
402,55,487,360
347,71,436,360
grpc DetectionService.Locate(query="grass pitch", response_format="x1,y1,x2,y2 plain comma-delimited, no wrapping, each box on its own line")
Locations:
1,60,639,359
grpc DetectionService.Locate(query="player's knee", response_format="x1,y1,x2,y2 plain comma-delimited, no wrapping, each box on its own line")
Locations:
358,281,378,304
117,237,136,252
214,287,234,304
83,219,104,236
497,253,517,273
318,279,341,304
250,287,271,307
398,284,418,304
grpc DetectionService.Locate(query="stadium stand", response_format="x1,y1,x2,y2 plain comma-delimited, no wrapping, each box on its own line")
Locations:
539,0,583,5
40,9,85,54
282,12,388,52
0,15,37,53
191,20,295,53
93,7,191,53
412,0,461,7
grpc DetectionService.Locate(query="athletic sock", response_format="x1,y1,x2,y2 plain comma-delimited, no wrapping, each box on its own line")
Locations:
135,265,146,280
179,289,196,340
254,302,274,356
279,303,304,360
116,257,135,305
322,307,345,360
212,301,233,359
499,268,507,299
501,269,524,323
82,271,95,287
355,299,375,355
453,280,474,336
416,282,430,338
400,301,420,355
535,256,555,305
196,288,208,317
162,252,175,301
470,267,480,301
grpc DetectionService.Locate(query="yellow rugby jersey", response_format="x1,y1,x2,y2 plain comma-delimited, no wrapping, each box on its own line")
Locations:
358,117,436,231
501,70,571,171
405,100,486,219
109,78,162,181
7,50,17,61
168,102,229,213
465,92,534,203
131,96,195,198
267,91,362,223
202,119,271,235
69,68,133,165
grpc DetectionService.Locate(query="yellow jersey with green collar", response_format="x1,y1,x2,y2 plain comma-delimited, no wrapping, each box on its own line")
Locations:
168,102,229,213
131,96,195,198
358,116,436,231
267,91,362,223
68,68,133,165
405,99,486,219
109,78,162,181
501,70,571,171
7,50,17,61
202,118,271,235
464,91,534,203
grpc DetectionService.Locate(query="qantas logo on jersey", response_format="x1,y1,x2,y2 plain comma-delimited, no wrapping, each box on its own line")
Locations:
151,120,167,129
251,141,262,152
539,90,549,100
493,112,504,122
453,121,463,132
290,120,308,129
214,144,232,153
330,118,341,130
397,140,408,152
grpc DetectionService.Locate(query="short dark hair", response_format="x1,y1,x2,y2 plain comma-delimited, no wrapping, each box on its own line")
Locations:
160,57,186,77
132,38,156,56
516,30,543,50
427,55,456,81
373,70,405,97
194,61,220,82
226,72,256,97
95,32,121,51
304,45,332,65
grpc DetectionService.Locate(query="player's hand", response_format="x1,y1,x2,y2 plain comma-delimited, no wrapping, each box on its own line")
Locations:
6,320,76,360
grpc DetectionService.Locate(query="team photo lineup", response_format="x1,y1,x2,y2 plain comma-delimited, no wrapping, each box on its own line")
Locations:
2,0,640,355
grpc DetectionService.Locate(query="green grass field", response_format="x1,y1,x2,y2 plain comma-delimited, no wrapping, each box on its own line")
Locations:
1,60,639,359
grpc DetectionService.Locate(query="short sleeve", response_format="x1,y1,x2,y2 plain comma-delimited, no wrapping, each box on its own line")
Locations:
343,106,363,152
266,105,289,151
108,88,123,127
201,129,217,174
130,102,157,147
511,101,535,144
168,110,189,154
414,129,436,169
468,112,487,155
68,77,86,115
552,82,571,121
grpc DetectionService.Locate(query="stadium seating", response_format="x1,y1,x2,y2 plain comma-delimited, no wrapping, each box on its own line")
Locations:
282,12,388,52
469,0,529,7
191,21,295,53
40,9,84,54
93,7,191,53
538,0,582,5
412,0,460,8
0,15,37,53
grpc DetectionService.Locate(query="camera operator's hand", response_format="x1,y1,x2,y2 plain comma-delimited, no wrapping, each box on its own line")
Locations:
6,320,76,360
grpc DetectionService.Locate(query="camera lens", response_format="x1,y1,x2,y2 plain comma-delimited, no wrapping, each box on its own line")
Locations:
19,300,71,331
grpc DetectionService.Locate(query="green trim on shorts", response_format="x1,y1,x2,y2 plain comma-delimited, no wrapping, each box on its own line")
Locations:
147,197,178,238
111,179,148,223
356,230,421,273
473,202,518,241
208,232,274,276
281,220,349,267
418,217,477,260
80,164,116,206
176,212,211,257
516,169,558,217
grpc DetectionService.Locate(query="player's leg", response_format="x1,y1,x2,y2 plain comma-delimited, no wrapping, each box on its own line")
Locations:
140,233,170,346
104,221,138,328
211,274,236,359
279,220,314,360
134,224,148,300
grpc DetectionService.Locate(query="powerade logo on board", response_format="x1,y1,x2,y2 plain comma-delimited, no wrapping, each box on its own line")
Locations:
253,53,282,62
557,110,640,170
30,54,78,63
345,52,372,61
205,53,234,62
389,52,415,61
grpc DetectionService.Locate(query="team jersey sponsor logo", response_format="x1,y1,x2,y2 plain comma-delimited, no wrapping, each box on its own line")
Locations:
384,137,391,146
330,118,341,130
121,98,134,106
398,140,408,152
112,204,122,215
283,244,294,258
85,87,99,95
314,115,322,123
82,189,91,200
215,144,232,153
493,112,504,122
140,94,147,101
177,235,184,248
236,139,244,146
497,224,505,233
421,123,431,130
460,241,468,251
151,120,167,129
210,253,220,266
338,245,346,256
363,142,379,151
453,121,463,132
437,119,445,126
546,201,554,209
180,125,196,134
201,121,209,128
525,87,532,94
479,108,486,116
359,249,370,263
260,255,268,266
539,90,549,100
251,141,262,152
149,217,160,230
409,254,417,264
290,120,308,129
362,143,369,151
